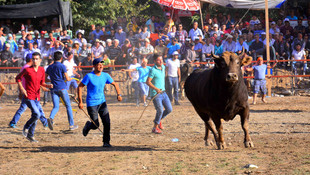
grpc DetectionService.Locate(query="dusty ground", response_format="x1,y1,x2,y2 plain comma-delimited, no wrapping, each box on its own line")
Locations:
0,96,309,175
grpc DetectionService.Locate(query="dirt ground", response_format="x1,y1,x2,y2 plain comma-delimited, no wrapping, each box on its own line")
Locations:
0,96,309,175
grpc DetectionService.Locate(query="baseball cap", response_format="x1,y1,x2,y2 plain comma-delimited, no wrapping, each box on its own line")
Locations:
34,30,39,34
194,36,199,40
261,32,266,35
257,57,263,61
46,41,51,45
172,51,179,55
271,21,276,25
87,43,92,47
93,58,104,65
7,34,12,38
213,24,218,28
25,53,32,62
118,26,122,30
284,18,290,22
95,39,100,43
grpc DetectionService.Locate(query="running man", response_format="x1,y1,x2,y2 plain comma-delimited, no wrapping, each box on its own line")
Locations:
77,58,122,147
9,54,48,128
46,51,78,131
146,55,172,134
16,52,53,142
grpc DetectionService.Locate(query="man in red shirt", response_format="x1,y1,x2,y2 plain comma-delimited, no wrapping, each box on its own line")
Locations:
16,52,53,142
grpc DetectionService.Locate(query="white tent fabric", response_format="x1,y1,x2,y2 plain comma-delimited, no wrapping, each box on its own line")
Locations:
200,0,286,9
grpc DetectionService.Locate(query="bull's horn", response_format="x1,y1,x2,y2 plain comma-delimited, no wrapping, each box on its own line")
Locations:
239,47,245,56
211,51,220,59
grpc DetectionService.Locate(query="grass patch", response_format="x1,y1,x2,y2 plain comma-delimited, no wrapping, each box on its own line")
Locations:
169,162,184,174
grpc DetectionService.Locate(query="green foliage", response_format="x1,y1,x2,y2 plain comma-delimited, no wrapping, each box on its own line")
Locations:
70,0,151,32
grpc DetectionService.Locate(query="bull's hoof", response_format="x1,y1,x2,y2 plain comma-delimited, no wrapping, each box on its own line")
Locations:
217,142,226,150
244,141,254,148
205,140,214,146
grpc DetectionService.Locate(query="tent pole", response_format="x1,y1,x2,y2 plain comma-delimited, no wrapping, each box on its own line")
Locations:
199,0,204,29
59,15,63,31
169,8,174,32
265,0,272,97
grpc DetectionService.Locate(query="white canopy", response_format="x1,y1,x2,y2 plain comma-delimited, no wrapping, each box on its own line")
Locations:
200,0,286,9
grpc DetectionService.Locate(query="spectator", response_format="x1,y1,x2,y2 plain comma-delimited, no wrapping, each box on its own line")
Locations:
91,24,104,42
75,30,87,47
139,38,154,61
292,43,307,75
139,25,150,45
79,53,93,76
91,39,104,59
280,18,294,36
146,15,155,33
127,16,138,33
18,30,27,47
127,44,140,62
23,43,35,60
214,40,223,56
223,34,236,52
0,43,13,67
210,24,222,40
194,37,203,61
166,38,181,59
154,39,167,60
164,12,174,32
63,52,80,96
189,22,204,41
235,37,249,54
291,33,304,50
249,34,264,60
115,26,126,45
202,38,214,62
166,51,181,105
249,15,260,29
127,57,141,106
121,39,132,65
269,21,280,35
274,33,290,66
108,39,122,68
184,42,196,63
167,25,177,41
3,34,18,54
12,44,24,67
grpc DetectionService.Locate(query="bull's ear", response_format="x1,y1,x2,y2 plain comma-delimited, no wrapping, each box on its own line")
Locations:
241,56,252,66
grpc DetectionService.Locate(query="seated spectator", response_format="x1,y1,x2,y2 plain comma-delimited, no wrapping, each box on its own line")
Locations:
263,33,275,46
12,44,24,67
3,34,18,54
127,30,138,46
41,42,52,66
210,24,222,40
139,38,154,62
294,19,306,36
139,25,150,45
202,38,214,62
280,18,294,36
23,42,35,60
176,24,188,45
223,34,236,52
246,32,254,46
214,40,223,56
194,37,203,61
286,10,298,20
73,41,81,65
146,15,155,33
115,26,126,45
75,30,87,47
291,43,307,75
242,22,253,34
249,15,260,29
292,33,304,50
91,24,104,42
166,38,181,59
64,43,74,60
184,42,196,63
18,30,27,48
249,34,264,60
274,33,290,66
33,42,40,54
121,39,132,65
154,39,167,60
269,21,280,35
127,44,140,63
79,53,93,76
127,16,138,33
91,39,104,59
254,23,265,36
235,37,249,54
0,43,13,67
164,12,174,32
167,25,177,41
108,39,122,68
46,31,56,47
25,33,34,49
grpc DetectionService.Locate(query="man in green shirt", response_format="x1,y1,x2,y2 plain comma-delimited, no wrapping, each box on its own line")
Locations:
146,55,172,134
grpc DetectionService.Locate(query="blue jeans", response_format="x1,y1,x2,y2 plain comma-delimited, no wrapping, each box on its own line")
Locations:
87,102,110,143
152,92,172,124
292,61,307,74
132,81,140,102
49,89,75,126
167,76,179,103
24,99,48,137
9,97,47,126
138,82,149,96
66,78,78,90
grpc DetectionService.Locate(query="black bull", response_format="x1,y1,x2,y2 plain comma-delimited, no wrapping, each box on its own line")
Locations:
184,51,254,149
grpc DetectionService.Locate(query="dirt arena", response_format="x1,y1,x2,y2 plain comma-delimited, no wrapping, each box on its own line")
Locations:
0,96,309,175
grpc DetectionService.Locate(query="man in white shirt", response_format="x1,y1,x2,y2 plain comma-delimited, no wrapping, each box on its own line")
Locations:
291,43,307,75
92,39,104,59
166,51,181,105
127,58,141,106
63,52,80,96
189,22,204,41
202,38,214,62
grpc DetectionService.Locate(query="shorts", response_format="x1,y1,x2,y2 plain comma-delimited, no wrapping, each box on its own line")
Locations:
253,79,267,94
138,82,149,96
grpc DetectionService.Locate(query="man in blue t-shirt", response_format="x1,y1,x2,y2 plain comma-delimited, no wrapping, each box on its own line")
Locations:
77,58,122,147
146,55,172,134
46,51,78,131
246,57,277,105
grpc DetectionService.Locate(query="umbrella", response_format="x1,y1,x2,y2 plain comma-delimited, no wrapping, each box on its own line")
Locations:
155,0,200,11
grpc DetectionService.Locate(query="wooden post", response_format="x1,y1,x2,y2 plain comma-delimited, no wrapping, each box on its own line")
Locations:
199,0,204,30
265,0,272,97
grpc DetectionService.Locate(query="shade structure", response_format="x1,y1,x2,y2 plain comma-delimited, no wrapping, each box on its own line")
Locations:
154,0,200,11
200,0,286,9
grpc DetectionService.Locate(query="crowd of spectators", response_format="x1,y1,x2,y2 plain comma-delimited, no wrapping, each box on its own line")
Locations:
0,6,310,75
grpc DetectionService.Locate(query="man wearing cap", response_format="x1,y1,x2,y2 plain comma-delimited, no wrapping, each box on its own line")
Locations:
167,38,181,59
146,55,172,134
0,43,13,67
270,21,280,35
210,24,222,39
115,26,126,45
246,57,277,105
189,22,204,41
9,53,48,128
280,18,293,36
12,44,25,67
140,38,154,61
155,39,167,59
223,34,236,52
46,51,78,131
78,58,122,147
16,52,53,142
166,51,181,105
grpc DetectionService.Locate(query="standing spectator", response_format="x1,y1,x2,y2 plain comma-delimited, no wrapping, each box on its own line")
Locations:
0,30,6,51
189,22,204,41
176,23,188,44
115,26,126,45
91,39,104,59
12,44,25,67
78,58,122,147
164,13,174,32
246,57,277,104
127,58,141,106
166,51,181,105
146,55,172,134
146,15,155,33
16,52,52,142
139,38,154,61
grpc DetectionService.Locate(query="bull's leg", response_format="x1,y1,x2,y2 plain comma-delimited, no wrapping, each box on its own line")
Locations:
213,118,226,150
179,82,185,100
240,107,254,148
204,119,216,146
